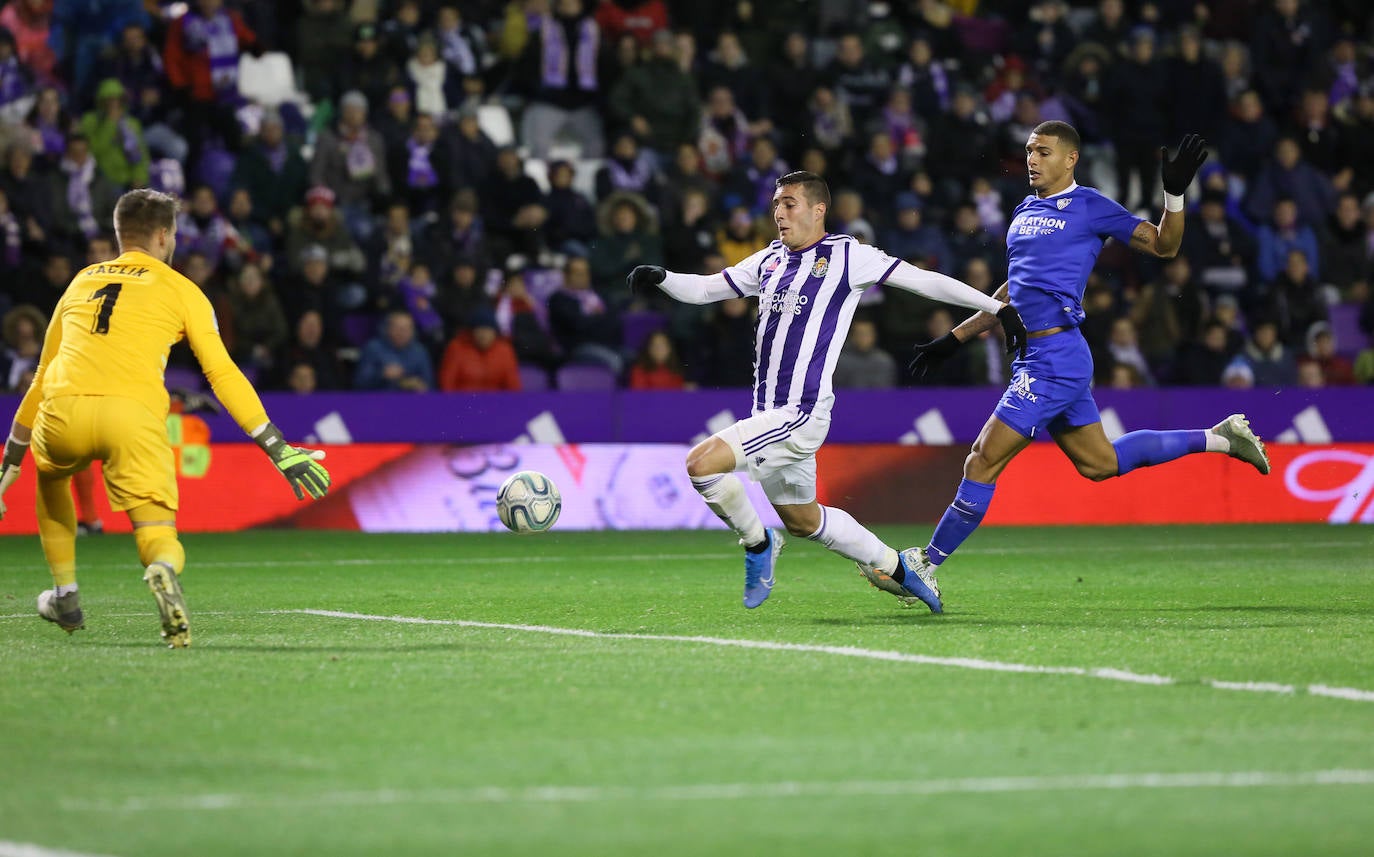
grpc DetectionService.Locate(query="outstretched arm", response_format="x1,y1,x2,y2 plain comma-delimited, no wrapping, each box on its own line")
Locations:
627,265,742,305
949,281,1010,343
183,289,330,501
882,261,1004,314
907,282,1024,378
1132,134,1208,259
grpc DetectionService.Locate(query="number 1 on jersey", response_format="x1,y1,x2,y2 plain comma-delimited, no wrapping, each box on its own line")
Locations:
88,283,122,335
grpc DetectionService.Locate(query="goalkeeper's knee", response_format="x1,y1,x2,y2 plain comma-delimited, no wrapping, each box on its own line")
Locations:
129,503,185,574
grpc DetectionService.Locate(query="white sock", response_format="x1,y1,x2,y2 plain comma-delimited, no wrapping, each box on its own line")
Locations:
691,474,766,547
1204,430,1231,453
55,583,78,595
807,505,895,570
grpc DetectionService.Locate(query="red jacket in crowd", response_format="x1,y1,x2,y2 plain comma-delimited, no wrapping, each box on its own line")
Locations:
439,332,522,392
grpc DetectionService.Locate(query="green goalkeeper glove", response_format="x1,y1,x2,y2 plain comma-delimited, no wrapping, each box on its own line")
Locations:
0,433,27,521
253,423,331,500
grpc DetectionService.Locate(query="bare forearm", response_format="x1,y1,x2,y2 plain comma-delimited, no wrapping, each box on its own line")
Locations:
1156,206,1184,257
953,282,1009,343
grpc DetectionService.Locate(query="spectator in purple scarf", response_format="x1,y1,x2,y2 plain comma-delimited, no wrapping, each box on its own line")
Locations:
725,136,787,219
23,85,70,168
594,132,659,205
396,262,447,349
516,0,604,159
395,112,453,218
0,27,35,124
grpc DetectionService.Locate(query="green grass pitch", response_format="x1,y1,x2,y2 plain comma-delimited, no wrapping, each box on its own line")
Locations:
2,524,1373,856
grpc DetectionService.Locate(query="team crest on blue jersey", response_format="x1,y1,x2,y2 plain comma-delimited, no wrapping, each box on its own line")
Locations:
811,257,829,278
1057,198,1071,210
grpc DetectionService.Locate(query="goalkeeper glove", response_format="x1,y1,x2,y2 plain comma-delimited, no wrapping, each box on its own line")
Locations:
626,265,666,296
253,423,331,500
0,433,27,521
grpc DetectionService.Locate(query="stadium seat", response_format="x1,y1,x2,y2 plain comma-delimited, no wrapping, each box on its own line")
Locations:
341,313,376,348
571,158,601,201
477,104,516,147
555,363,617,391
1328,303,1367,358
621,310,667,354
237,52,307,108
524,157,550,192
518,365,550,391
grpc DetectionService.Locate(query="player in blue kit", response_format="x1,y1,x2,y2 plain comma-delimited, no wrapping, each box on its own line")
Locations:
861,122,1272,609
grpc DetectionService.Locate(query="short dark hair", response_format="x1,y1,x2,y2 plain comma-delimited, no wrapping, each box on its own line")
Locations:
114,188,180,251
775,170,831,209
1031,120,1080,151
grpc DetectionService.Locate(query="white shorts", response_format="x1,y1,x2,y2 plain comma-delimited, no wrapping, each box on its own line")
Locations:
716,406,830,505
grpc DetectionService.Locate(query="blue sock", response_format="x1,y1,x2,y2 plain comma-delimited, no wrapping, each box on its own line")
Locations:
1112,430,1208,476
925,478,996,566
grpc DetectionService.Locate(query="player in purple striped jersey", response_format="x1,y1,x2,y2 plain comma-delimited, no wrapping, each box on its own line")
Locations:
627,171,1027,612
890,122,1272,609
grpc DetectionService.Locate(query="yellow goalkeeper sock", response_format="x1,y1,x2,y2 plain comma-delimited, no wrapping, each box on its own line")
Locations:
36,476,77,588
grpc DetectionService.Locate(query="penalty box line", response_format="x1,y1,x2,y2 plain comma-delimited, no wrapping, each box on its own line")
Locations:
288,609,1374,703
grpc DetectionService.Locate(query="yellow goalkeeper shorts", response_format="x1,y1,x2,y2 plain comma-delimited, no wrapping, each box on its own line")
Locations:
32,396,179,512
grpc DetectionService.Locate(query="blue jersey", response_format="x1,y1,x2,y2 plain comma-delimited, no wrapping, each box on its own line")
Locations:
1005,183,1143,332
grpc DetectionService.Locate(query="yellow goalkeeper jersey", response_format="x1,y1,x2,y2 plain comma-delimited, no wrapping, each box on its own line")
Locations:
16,250,268,434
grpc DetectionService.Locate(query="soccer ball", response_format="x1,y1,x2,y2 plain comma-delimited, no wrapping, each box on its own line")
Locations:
496,470,562,534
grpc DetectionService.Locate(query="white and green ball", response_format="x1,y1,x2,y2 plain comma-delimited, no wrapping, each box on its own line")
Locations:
496,470,562,534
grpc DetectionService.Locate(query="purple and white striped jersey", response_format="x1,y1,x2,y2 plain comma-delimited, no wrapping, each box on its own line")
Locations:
722,233,904,419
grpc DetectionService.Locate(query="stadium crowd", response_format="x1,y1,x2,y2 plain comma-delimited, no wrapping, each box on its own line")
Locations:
0,0,1372,394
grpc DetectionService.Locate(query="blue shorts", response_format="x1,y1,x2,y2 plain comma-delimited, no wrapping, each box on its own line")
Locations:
993,328,1099,439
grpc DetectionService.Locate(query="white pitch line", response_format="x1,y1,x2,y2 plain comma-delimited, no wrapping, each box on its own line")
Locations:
0,842,121,857
1309,684,1374,702
59,769,1374,814
288,609,1374,702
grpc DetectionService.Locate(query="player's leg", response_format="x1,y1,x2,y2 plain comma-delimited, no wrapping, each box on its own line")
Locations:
686,435,767,549
72,466,104,535
30,401,91,633
685,427,781,607
128,502,189,649
921,414,1032,569
775,494,943,614
1055,416,1270,481
35,472,84,632
100,397,190,648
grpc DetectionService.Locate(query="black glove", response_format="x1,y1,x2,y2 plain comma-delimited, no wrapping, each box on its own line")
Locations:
1160,134,1209,197
170,388,224,416
996,304,1028,359
626,265,666,295
908,332,963,378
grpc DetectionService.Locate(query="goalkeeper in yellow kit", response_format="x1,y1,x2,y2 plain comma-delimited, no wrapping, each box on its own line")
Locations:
0,189,331,648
